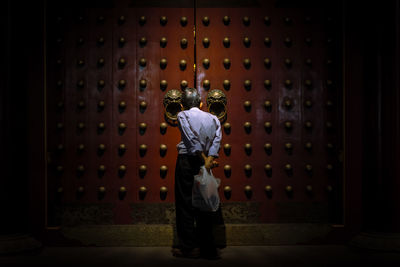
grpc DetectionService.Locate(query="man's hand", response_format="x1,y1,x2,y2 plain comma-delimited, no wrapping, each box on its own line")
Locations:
204,156,213,171
197,151,218,172
205,157,219,172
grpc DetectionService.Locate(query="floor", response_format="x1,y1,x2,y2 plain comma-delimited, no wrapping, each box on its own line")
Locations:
1,245,400,267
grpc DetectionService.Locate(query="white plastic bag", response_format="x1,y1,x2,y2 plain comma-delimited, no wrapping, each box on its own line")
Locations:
192,166,221,212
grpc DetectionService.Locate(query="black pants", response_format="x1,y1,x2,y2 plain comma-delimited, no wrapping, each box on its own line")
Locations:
174,154,224,253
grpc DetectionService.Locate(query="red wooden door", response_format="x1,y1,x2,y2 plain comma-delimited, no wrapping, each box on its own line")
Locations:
195,3,343,223
46,1,343,226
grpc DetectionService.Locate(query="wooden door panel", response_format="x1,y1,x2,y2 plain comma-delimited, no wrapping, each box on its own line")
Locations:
196,3,342,223
46,1,342,225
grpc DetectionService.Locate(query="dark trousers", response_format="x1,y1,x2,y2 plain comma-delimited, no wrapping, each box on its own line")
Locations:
174,154,224,253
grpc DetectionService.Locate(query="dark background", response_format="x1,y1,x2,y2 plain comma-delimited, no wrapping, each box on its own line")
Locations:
1,0,399,245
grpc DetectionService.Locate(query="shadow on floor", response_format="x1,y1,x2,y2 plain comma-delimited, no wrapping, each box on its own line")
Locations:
1,245,400,267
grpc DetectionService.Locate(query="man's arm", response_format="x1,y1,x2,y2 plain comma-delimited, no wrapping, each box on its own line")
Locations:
207,118,222,158
198,117,222,172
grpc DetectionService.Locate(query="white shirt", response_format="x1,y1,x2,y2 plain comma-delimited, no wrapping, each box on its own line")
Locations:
176,107,222,157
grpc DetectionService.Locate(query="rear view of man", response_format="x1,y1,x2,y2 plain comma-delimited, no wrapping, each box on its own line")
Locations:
172,87,223,259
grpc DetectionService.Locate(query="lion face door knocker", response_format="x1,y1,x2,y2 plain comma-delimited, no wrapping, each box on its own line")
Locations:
163,89,183,125
207,89,227,122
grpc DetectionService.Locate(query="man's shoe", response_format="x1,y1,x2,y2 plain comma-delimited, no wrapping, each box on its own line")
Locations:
172,247,201,258
201,248,221,260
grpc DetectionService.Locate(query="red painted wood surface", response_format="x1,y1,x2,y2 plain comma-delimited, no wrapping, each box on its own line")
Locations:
196,4,342,222
46,2,343,224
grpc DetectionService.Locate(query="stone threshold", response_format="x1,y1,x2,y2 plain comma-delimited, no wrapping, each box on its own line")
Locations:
55,223,346,246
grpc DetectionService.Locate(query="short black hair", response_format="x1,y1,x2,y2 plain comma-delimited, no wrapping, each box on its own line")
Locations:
181,87,201,109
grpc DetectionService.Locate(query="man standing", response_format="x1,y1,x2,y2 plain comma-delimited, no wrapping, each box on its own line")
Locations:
172,87,223,259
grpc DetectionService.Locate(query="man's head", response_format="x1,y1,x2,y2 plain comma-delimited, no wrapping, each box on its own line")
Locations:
181,87,202,110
